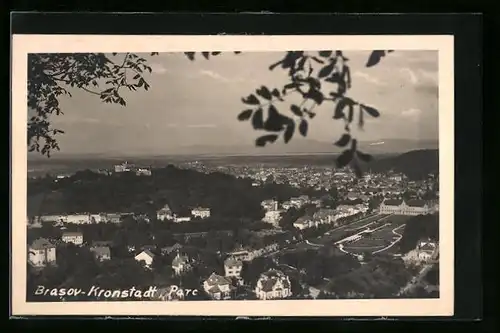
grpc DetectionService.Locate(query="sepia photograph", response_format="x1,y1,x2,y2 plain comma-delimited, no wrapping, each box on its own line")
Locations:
11,34,454,317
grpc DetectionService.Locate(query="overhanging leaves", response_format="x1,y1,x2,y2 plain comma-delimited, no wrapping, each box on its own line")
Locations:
336,149,354,168
256,86,272,100
242,94,260,105
361,104,380,118
237,109,253,121
256,134,278,147
252,108,264,129
299,119,308,136
334,134,351,147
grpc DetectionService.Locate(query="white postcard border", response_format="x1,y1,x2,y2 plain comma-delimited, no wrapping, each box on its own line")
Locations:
11,34,454,317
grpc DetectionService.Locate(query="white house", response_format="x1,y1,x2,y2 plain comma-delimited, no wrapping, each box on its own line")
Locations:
66,214,93,224
114,161,131,173
134,250,155,268
261,199,279,212
254,269,292,300
224,257,243,278
156,204,173,221
227,248,253,262
173,215,191,223
402,239,438,265
136,168,152,176
61,231,84,245
262,210,283,227
171,252,192,275
191,207,211,219
203,273,234,300
38,215,67,223
28,238,56,267
293,216,316,230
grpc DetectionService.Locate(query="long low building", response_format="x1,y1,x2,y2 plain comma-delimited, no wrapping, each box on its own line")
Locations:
379,199,432,216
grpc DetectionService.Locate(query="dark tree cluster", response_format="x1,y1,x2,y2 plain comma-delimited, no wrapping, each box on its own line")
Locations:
325,255,412,298
29,165,303,221
398,213,439,253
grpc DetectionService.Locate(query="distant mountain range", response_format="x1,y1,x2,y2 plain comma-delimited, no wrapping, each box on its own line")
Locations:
30,138,438,160
364,149,439,180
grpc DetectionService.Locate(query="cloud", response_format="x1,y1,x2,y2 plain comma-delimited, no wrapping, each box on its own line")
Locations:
186,124,217,128
352,71,387,86
199,69,230,82
401,108,422,118
150,63,169,74
400,67,419,84
418,69,438,84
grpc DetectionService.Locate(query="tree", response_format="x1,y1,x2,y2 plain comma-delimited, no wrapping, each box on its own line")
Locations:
28,50,394,176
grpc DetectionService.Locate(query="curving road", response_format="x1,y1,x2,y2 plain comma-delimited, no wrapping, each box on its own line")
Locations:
371,223,405,254
264,213,386,257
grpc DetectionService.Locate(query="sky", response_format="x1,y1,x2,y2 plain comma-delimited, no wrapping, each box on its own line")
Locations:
32,50,439,156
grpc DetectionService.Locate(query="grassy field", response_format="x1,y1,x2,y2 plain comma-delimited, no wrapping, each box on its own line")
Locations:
342,215,412,255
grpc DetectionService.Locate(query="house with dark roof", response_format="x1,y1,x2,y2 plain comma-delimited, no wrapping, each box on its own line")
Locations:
28,238,56,267
254,269,292,300
402,239,439,265
202,272,234,300
172,252,192,275
224,257,243,278
156,204,173,221
90,246,111,261
161,243,183,255
379,199,431,216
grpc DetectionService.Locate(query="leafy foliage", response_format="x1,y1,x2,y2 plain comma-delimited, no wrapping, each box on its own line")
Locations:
28,50,392,176
28,52,157,157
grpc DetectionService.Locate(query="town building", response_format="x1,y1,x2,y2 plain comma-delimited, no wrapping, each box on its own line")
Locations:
293,216,316,230
261,199,279,212
134,249,155,268
313,208,337,224
203,273,234,300
281,201,293,210
90,246,111,261
135,168,152,176
224,257,243,278
191,207,211,219
156,204,173,221
173,215,191,223
403,239,439,264
379,199,431,216
28,238,56,267
262,210,283,227
172,252,192,276
61,231,84,245
254,269,292,300
227,248,253,262
114,161,131,173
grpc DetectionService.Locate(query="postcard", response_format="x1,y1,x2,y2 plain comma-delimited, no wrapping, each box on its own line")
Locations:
11,34,454,317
